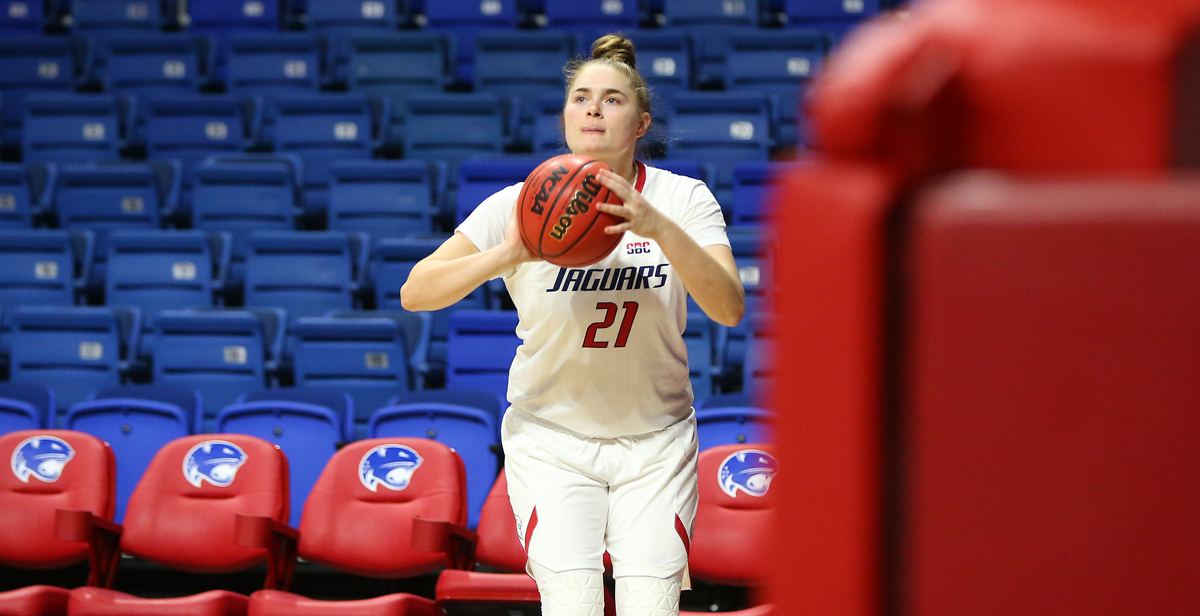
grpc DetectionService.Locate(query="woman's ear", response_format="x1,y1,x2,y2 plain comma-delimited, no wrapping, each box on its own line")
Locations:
636,112,651,139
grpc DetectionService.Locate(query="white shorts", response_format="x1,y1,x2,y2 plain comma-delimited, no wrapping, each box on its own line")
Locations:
501,408,699,589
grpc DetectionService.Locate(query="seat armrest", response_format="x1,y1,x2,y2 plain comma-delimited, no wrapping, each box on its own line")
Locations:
412,516,478,571
55,508,123,589
234,513,299,591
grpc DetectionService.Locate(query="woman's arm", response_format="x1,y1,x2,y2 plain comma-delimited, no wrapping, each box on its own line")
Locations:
595,169,745,327
400,206,538,312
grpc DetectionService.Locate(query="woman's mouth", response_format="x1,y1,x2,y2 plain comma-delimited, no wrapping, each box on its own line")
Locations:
582,126,605,133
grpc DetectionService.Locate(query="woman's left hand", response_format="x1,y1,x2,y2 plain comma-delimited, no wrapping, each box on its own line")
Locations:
595,168,670,241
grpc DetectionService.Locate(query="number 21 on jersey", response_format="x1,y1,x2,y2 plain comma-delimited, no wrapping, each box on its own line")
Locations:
583,301,639,348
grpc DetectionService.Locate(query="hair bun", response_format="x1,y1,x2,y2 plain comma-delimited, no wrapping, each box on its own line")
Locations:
591,34,637,70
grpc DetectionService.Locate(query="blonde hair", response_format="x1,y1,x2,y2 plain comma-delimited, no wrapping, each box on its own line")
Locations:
564,34,651,119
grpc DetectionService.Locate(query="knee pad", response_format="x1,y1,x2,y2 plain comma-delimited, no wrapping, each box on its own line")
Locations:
531,563,605,616
614,576,682,616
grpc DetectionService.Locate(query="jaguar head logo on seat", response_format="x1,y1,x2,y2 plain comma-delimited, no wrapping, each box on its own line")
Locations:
11,435,76,483
183,440,248,488
359,444,423,492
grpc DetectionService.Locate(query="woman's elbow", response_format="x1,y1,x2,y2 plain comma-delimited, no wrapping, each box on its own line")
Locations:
714,298,746,328
399,283,420,311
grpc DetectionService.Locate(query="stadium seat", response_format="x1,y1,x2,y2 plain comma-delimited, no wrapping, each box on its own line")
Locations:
685,312,716,402
725,30,826,148
89,33,210,95
67,434,294,615
265,93,374,213
243,231,361,323
455,156,539,225
0,429,118,614
216,388,353,527
327,159,435,238
678,443,777,615
5,306,128,413
290,316,410,435
402,92,507,220
307,0,402,32
0,382,55,432
22,94,126,165
0,0,49,34
70,0,168,32
187,0,281,32
150,310,273,429
730,162,788,227
333,32,450,146
627,30,694,92
543,0,638,43
424,0,522,85
474,30,573,148
0,163,55,228
783,0,880,23
444,310,519,403
663,0,762,26
220,33,322,96
0,37,78,153
65,385,201,522
244,437,470,616
650,158,718,195
531,92,568,155
371,237,488,387
105,229,221,324
695,405,771,450
326,308,433,390
0,229,90,309
369,392,499,528
718,227,773,379
52,162,181,258
665,91,772,209
741,312,773,397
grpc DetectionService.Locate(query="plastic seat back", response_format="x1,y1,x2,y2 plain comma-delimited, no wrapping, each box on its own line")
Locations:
70,0,166,31
445,310,520,402
0,382,55,431
268,93,373,208
663,0,761,27
106,229,215,319
369,399,497,528
474,31,572,147
307,0,400,32
0,0,48,34
695,406,772,451
783,0,880,22
0,38,76,147
120,434,289,572
8,306,123,413
455,157,539,225
292,317,409,429
691,443,777,586
216,388,351,527
65,385,199,522
188,0,280,32
424,0,521,84
54,164,165,253
0,229,79,309
684,312,714,402
191,161,299,260
665,91,772,206
222,33,321,95
0,430,116,569
243,231,355,323
328,159,433,237
142,94,251,201
0,163,51,228
403,93,506,192
628,30,694,92
725,30,826,147
90,33,207,94
298,437,467,578
22,94,123,165
730,162,788,228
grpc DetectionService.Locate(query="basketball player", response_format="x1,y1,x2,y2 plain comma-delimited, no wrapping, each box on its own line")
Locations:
401,35,745,616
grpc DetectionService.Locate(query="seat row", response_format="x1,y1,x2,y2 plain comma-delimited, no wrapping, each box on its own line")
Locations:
0,428,775,615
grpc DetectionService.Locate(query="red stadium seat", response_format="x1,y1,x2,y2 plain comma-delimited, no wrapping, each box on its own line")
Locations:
67,434,293,616
682,444,778,616
247,438,472,616
0,430,117,616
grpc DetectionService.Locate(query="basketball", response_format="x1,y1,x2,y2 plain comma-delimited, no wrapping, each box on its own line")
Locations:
517,154,625,268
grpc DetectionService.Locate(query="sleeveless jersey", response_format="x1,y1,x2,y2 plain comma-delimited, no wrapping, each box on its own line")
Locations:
456,162,730,438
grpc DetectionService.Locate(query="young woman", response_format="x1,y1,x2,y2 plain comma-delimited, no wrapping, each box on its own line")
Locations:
401,34,745,616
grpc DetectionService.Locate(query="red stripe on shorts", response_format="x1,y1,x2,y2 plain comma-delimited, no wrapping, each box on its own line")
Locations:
524,507,539,554
674,514,691,554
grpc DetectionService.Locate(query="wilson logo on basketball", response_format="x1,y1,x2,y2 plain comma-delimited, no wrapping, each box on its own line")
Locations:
550,174,602,241
531,163,569,215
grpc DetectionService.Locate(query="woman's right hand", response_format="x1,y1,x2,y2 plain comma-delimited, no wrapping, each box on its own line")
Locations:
501,202,541,267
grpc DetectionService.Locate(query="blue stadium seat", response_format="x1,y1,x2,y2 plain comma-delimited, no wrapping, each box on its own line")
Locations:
220,33,321,95
662,0,761,26
307,0,402,31
216,387,353,527
445,309,519,402
664,91,772,209
89,33,210,94
369,391,499,528
695,405,771,451
0,0,49,34
5,306,127,412
423,0,521,85
532,92,568,155
22,93,127,165
717,227,773,377
627,30,693,92
0,382,55,432
139,94,258,219
0,229,90,309
730,161,789,227
64,384,200,522
105,229,220,321
327,159,435,238
0,37,78,152
783,0,880,23
741,311,772,397
684,312,715,402
0,163,54,228
402,92,506,219
290,316,410,438
265,93,375,213
326,308,432,391
53,162,181,258
243,231,361,323
70,0,168,32
543,0,639,43
724,29,826,148
649,158,718,195
473,30,573,148
370,237,487,386
187,0,281,32
455,156,539,225
333,32,450,146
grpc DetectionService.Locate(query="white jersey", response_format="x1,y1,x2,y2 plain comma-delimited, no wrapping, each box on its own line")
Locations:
456,161,730,438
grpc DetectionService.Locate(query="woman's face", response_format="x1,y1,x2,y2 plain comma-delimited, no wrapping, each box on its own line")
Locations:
563,63,650,161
